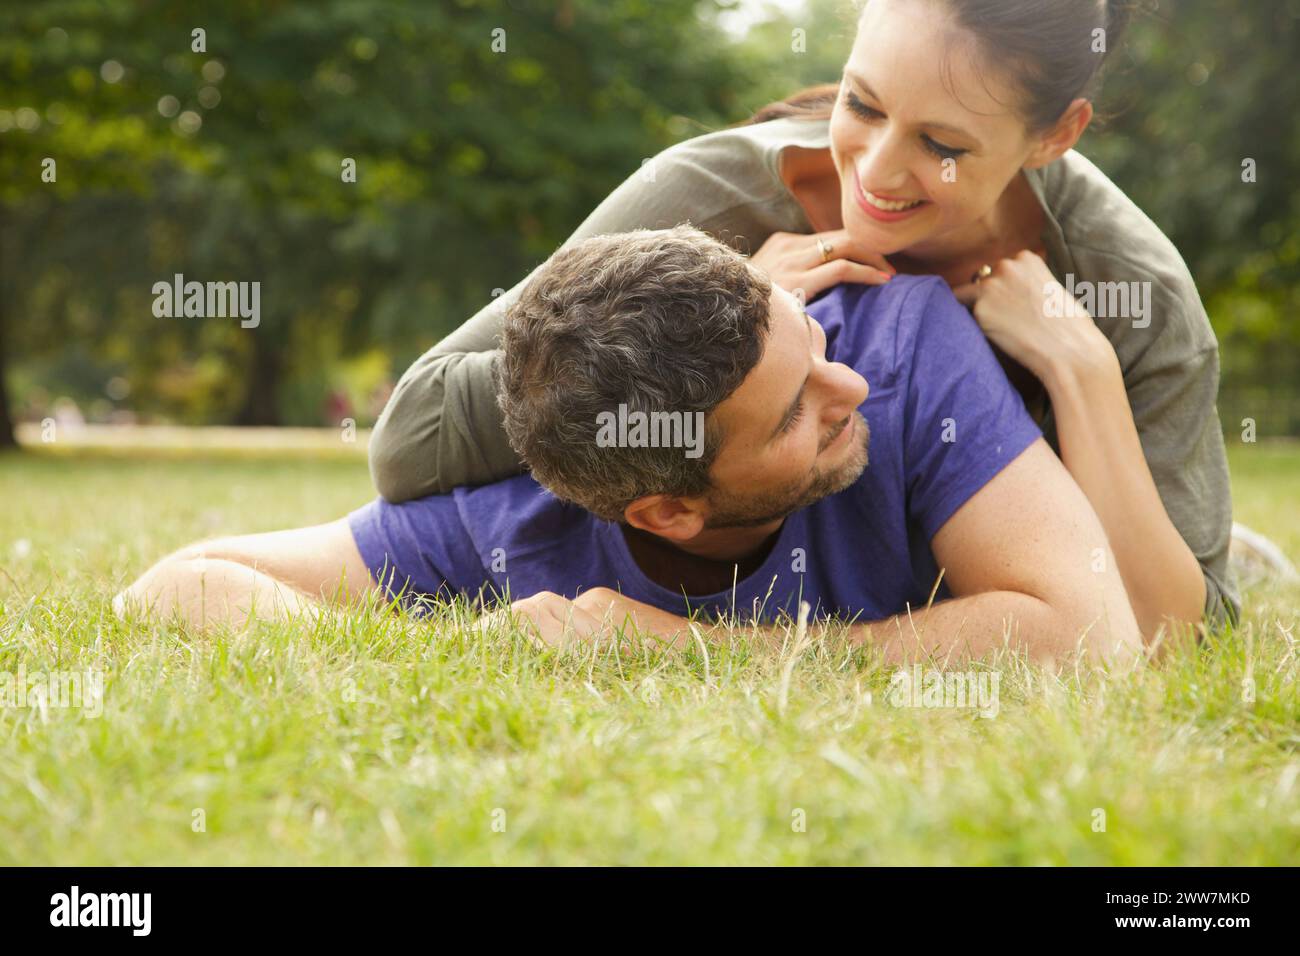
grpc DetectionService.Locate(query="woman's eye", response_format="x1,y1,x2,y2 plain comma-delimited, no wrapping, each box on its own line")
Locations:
845,88,970,163
922,134,968,162
844,91,883,121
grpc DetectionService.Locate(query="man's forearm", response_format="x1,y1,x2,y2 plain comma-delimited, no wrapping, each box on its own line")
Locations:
116,555,320,631
846,589,1138,665
592,588,1138,666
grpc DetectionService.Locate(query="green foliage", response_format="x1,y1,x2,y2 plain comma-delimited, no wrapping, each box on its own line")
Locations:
1077,1,1300,433
2,0,755,425
2,0,1297,430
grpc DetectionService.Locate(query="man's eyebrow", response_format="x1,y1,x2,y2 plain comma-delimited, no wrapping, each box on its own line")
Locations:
843,69,977,141
769,310,814,441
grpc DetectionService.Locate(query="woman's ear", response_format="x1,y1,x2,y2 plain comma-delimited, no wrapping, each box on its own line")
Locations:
1023,98,1094,169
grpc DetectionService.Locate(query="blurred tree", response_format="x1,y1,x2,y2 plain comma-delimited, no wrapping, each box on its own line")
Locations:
1,0,1297,438
731,0,858,111
1,0,758,430
1078,0,1300,434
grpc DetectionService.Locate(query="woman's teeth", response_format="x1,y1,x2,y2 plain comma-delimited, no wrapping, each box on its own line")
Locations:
864,191,924,212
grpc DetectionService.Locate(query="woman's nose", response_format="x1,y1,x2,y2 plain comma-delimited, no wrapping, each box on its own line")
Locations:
855,129,910,195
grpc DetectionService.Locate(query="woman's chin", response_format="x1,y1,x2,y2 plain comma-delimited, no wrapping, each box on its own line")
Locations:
842,205,930,256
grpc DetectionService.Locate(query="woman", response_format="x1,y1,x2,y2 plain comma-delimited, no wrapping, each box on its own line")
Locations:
369,0,1240,639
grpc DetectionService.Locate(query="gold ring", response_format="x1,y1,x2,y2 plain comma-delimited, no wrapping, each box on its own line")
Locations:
815,237,834,263
971,263,993,284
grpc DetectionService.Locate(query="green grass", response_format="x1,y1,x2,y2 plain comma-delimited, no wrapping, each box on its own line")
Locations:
1,441,1297,865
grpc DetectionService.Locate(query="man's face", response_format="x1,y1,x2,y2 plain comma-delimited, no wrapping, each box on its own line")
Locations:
703,286,872,528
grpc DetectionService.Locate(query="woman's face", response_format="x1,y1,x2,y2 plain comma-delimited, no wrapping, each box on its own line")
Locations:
828,0,1042,257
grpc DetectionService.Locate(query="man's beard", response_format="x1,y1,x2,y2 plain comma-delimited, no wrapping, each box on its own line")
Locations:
703,412,870,529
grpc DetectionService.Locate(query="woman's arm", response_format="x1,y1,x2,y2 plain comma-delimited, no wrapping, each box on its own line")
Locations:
368,284,527,502
368,128,810,501
961,251,1238,640
1042,333,1216,640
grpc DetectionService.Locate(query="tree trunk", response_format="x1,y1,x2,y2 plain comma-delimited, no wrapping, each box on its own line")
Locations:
234,332,283,426
0,297,16,449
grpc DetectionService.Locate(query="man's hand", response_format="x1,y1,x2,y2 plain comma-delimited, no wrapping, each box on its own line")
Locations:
476,590,603,647
478,587,693,649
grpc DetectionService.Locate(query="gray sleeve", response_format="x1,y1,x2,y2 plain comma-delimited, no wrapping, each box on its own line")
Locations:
1123,341,1241,629
368,131,793,501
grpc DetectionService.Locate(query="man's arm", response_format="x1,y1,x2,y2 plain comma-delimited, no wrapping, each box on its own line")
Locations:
114,519,376,631
538,440,1142,666
863,438,1142,665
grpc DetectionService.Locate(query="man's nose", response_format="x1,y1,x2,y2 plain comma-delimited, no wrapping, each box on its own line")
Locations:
854,372,870,407
827,363,869,411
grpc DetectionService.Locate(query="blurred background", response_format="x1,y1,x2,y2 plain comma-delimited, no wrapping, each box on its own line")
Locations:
1,0,1298,447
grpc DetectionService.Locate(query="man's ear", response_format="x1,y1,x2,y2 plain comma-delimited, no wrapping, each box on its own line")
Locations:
1023,98,1093,170
623,494,706,542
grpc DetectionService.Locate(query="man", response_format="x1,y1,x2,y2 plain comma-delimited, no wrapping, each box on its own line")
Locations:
117,226,1141,664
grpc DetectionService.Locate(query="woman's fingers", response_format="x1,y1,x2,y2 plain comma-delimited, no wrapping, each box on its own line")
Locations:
815,229,896,275
798,259,894,299
950,281,981,307
751,230,896,297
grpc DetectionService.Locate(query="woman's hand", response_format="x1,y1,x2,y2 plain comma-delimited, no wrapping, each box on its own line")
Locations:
951,249,1113,385
750,229,895,303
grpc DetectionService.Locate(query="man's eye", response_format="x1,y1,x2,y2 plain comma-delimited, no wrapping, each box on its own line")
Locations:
783,403,805,434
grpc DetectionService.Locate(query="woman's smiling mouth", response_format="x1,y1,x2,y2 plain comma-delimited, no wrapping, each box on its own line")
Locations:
853,174,929,222
863,191,923,211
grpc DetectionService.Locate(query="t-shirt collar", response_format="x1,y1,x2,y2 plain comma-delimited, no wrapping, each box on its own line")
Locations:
596,510,808,612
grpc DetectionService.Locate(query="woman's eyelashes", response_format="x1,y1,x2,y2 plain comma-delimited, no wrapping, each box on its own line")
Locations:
920,134,967,162
843,90,884,122
842,91,970,162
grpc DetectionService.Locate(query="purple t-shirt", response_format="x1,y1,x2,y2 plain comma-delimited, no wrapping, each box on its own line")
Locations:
349,276,1041,623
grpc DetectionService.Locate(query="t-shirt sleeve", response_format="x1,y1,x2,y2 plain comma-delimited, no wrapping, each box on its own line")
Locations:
347,494,488,608
899,279,1043,541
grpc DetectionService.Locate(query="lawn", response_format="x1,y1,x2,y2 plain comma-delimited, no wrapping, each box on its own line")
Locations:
1,438,1297,865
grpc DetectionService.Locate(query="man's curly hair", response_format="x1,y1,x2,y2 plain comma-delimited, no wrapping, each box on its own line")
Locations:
496,224,772,522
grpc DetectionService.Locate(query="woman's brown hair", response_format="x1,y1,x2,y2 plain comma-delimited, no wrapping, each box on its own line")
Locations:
740,0,1136,131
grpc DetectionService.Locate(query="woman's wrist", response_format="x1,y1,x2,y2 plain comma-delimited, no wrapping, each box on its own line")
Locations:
1039,324,1122,401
